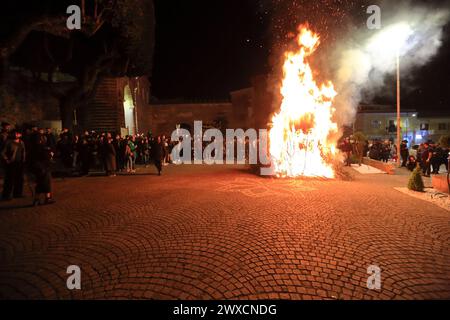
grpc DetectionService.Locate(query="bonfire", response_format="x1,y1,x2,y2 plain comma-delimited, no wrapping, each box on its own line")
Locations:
269,26,339,178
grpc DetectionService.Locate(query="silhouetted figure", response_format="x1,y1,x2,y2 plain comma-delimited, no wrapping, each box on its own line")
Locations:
381,143,390,163
340,138,352,166
352,140,366,166
152,136,166,175
104,137,117,176
400,140,409,167
113,135,124,172
46,128,57,154
421,143,432,177
125,136,136,173
1,131,26,200
431,145,444,174
57,134,73,175
31,133,54,205
79,132,91,176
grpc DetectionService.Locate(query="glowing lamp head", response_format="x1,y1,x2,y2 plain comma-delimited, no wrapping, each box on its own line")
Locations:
368,22,414,55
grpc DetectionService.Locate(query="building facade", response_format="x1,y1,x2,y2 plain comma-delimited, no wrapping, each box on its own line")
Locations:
142,101,234,136
137,75,273,136
82,76,150,136
354,104,450,145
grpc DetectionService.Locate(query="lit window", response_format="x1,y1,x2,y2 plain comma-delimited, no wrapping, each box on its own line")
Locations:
388,120,397,133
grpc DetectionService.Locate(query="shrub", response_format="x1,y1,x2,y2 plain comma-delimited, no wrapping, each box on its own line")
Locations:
408,166,425,192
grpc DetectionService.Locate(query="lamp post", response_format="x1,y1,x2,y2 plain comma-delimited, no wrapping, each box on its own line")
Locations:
447,155,450,195
367,23,414,165
396,49,401,165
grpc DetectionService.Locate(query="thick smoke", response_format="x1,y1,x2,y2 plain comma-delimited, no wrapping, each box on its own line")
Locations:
333,0,450,126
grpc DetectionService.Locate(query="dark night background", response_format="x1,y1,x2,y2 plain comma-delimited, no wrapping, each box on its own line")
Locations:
151,1,270,101
151,0,450,113
1,0,449,111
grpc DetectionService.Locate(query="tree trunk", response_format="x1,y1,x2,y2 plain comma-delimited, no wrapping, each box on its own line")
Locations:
59,86,80,131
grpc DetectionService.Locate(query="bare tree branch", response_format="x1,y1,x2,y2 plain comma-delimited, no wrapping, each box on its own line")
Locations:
0,15,66,60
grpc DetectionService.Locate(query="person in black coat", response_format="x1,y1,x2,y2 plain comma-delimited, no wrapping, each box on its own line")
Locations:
400,140,409,167
421,143,432,177
1,130,26,200
431,145,443,174
151,136,166,175
31,133,55,205
46,128,57,154
113,135,123,172
340,138,352,166
78,132,91,176
104,136,117,176
57,134,73,173
381,143,390,163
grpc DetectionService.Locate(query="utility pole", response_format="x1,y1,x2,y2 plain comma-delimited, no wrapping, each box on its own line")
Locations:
396,49,401,165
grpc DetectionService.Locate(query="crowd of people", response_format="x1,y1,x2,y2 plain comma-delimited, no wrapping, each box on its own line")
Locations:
412,142,449,177
2,121,450,203
367,140,398,163
368,139,449,176
61,130,172,177
340,136,449,177
0,122,172,204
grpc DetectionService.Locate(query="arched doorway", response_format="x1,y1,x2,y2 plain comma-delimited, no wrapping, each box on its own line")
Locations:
123,84,136,135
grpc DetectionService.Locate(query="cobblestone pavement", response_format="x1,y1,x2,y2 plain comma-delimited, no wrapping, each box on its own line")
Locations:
0,165,449,300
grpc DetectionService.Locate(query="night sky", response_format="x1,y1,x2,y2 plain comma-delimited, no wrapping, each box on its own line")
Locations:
151,0,450,112
151,1,270,101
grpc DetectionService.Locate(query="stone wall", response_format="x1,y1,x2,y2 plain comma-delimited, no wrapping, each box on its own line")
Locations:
139,75,273,136
141,102,234,136
0,72,61,128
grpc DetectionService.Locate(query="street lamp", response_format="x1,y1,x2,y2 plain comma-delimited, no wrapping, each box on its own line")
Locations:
367,23,413,165
396,48,401,165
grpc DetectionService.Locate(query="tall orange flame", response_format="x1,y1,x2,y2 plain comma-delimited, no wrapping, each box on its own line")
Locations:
269,26,338,178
